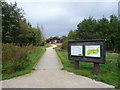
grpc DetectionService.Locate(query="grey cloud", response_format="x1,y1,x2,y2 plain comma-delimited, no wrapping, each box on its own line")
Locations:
16,2,118,38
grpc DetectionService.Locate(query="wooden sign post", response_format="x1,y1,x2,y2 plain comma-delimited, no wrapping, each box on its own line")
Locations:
94,63,100,76
75,60,79,70
68,39,106,76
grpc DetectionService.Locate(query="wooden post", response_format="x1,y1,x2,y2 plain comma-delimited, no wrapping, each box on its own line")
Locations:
93,63,100,76
75,60,79,70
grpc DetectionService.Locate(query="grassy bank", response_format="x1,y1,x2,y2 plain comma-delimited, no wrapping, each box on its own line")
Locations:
2,45,50,80
56,49,119,88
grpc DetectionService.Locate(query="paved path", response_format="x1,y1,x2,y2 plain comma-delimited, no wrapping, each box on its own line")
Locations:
35,47,63,70
2,46,114,88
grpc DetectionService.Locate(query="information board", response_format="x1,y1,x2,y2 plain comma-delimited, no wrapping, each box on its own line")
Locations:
68,39,105,64
71,45,83,56
85,45,101,58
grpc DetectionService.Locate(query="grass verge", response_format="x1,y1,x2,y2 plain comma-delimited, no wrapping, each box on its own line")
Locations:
56,49,119,88
2,45,50,80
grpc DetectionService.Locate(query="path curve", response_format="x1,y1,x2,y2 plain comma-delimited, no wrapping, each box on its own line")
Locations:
2,46,114,88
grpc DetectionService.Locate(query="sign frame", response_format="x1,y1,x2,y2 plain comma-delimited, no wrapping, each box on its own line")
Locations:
68,39,106,64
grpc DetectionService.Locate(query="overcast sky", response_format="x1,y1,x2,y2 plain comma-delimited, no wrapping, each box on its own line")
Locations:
7,0,118,38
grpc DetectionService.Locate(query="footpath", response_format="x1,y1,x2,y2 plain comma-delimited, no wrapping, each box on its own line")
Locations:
2,46,114,88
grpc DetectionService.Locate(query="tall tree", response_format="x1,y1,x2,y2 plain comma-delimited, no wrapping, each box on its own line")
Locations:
109,15,119,51
68,30,76,40
2,1,44,46
2,1,24,43
76,17,97,39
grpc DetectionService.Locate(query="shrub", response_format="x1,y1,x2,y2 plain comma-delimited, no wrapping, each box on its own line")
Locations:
61,40,68,50
40,42,45,46
2,44,34,74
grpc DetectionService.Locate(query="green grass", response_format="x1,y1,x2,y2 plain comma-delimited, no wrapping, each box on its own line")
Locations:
2,45,50,80
56,49,119,88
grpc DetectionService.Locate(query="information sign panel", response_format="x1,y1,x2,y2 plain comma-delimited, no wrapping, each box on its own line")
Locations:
68,39,105,64
85,45,101,58
71,45,83,56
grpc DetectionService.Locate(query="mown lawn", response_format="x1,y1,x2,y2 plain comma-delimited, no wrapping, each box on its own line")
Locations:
56,49,119,88
2,45,50,80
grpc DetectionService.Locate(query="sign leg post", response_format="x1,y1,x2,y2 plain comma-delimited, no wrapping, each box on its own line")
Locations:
93,63,100,76
75,60,79,70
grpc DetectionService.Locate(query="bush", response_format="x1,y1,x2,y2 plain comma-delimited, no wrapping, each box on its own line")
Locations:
2,44,34,74
2,44,47,80
61,40,68,50
40,42,45,46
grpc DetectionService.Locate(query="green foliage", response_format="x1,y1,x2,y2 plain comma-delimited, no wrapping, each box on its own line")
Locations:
77,17,98,39
97,17,109,39
61,40,68,50
68,30,77,40
61,36,68,50
2,44,34,74
2,1,23,43
61,36,67,42
62,15,120,52
56,49,119,88
108,15,119,51
2,44,47,80
76,15,119,52
2,1,44,45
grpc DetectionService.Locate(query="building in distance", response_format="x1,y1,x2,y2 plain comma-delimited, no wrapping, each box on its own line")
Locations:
46,37,62,45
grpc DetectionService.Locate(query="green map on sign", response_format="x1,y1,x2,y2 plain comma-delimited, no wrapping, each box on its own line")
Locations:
87,48,99,55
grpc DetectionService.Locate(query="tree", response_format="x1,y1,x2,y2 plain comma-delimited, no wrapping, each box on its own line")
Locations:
109,15,119,51
61,36,67,42
116,20,120,53
36,25,44,45
18,19,31,45
76,17,98,39
62,15,120,52
2,1,24,43
96,17,110,49
97,17,109,39
2,1,44,46
68,30,77,40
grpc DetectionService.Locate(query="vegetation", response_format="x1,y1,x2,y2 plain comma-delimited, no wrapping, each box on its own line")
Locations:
2,1,44,45
1,1,46,80
56,49,119,88
2,44,49,80
60,15,120,88
61,16,120,52
1,1,119,88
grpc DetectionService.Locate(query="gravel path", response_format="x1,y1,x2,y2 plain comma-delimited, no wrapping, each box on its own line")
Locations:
2,46,114,88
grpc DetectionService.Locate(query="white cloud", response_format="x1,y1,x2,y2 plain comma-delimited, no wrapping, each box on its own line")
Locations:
19,3,69,22
69,17,84,23
38,7,69,20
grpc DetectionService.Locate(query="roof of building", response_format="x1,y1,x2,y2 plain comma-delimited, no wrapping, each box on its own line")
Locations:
46,37,61,42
